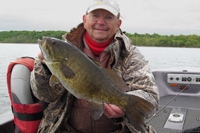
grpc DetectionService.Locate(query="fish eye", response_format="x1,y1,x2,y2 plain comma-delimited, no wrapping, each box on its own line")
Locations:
52,40,56,45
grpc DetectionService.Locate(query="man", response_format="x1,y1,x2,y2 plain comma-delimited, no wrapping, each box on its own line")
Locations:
31,0,159,132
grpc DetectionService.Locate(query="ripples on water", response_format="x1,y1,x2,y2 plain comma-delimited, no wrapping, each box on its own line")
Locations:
0,44,200,114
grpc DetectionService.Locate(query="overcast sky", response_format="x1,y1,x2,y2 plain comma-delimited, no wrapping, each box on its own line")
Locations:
1,0,200,35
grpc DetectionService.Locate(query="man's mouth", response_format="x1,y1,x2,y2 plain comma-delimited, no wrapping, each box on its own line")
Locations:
94,28,108,31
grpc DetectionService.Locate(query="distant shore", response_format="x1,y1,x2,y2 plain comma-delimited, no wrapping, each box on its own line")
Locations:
0,31,200,47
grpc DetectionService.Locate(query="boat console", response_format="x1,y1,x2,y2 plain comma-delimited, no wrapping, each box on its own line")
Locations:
148,67,200,133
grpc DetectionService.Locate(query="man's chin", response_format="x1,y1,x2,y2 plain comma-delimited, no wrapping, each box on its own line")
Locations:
94,35,107,39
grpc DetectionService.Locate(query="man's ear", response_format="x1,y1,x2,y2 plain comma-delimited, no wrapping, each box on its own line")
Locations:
117,19,122,31
83,15,87,29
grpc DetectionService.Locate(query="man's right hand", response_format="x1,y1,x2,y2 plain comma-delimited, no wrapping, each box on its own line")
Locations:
38,51,46,64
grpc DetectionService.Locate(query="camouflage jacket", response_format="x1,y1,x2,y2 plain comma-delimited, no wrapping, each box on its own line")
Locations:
30,23,159,133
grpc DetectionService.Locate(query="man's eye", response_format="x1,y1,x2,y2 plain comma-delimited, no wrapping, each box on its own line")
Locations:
106,16,113,19
93,15,99,18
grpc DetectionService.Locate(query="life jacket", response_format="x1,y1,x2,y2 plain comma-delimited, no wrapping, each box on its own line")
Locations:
7,57,43,133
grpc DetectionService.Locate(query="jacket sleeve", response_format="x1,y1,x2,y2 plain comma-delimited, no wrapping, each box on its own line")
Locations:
112,44,159,132
30,58,66,103
122,47,159,111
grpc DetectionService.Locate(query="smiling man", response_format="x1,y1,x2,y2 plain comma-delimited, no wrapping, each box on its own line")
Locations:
31,0,159,132
83,9,121,43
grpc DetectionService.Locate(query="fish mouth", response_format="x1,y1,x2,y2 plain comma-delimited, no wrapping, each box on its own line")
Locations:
38,36,46,50
38,39,42,47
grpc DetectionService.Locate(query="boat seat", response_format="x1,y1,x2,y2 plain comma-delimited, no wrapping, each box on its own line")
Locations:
11,63,48,109
5,57,48,133
11,64,36,104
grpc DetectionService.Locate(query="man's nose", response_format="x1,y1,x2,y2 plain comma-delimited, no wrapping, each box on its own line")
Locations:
97,16,106,24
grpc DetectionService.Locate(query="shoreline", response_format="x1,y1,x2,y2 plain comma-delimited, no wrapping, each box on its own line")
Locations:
0,43,200,48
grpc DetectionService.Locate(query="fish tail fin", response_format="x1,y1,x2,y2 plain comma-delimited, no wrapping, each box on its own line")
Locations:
125,94,154,131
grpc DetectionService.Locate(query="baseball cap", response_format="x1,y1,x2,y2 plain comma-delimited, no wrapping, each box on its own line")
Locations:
87,0,120,16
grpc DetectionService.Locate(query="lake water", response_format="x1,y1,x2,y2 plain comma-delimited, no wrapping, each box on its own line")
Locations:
0,43,200,114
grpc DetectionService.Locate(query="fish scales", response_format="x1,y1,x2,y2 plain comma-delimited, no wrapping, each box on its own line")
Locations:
38,36,154,131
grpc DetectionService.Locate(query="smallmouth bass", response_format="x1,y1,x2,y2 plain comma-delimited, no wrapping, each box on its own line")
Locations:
38,36,154,131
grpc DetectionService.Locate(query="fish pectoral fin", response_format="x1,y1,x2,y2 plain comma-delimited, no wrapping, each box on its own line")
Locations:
49,75,60,86
60,63,75,79
88,101,105,120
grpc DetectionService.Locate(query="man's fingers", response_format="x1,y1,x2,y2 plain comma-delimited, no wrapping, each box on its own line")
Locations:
104,103,113,118
110,104,125,115
38,51,45,64
104,109,112,118
104,103,125,118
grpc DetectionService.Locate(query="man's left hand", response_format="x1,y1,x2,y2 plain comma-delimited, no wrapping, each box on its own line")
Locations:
104,103,125,118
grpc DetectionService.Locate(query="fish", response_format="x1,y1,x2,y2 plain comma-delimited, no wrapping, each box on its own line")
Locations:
38,36,154,131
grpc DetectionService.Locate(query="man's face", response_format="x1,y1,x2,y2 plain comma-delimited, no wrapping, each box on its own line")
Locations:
83,9,122,43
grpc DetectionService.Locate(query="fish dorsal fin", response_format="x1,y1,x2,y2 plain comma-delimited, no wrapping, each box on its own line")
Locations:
60,63,75,79
88,56,101,66
103,68,130,92
49,75,60,86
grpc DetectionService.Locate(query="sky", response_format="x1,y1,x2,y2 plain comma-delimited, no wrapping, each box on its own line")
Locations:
1,0,200,35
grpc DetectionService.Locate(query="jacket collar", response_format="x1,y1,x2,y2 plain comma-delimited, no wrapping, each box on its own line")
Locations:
62,23,86,51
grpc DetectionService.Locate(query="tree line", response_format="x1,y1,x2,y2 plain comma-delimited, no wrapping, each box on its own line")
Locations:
0,30,67,43
0,30,200,47
126,33,200,47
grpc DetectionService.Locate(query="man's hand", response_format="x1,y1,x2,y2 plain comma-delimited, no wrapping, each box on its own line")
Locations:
104,103,125,118
38,51,45,64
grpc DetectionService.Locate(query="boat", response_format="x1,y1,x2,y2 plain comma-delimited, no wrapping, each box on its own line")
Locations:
1,59,200,133
148,67,200,133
